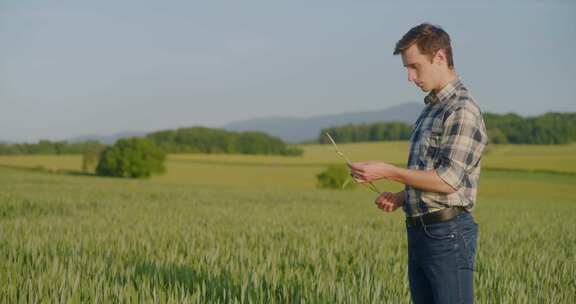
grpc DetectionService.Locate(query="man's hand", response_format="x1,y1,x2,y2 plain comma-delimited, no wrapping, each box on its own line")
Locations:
374,191,404,212
348,161,398,183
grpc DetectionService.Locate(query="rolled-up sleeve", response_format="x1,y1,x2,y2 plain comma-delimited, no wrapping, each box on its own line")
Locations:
435,107,487,190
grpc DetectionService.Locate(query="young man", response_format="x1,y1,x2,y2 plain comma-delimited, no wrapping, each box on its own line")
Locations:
348,23,487,303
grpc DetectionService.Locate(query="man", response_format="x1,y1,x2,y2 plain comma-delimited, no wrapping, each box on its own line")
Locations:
349,23,487,303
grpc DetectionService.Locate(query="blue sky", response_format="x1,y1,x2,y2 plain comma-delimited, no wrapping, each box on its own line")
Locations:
1,0,575,142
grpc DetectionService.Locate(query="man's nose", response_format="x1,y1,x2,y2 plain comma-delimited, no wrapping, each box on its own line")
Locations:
407,70,417,83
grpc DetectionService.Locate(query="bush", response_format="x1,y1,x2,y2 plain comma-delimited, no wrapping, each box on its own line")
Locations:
316,165,356,190
281,146,304,156
96,138,165,178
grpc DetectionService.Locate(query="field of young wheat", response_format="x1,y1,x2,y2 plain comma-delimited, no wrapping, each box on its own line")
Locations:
0,143,574,302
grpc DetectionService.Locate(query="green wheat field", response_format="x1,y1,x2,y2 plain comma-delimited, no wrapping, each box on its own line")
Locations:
0,142,575,303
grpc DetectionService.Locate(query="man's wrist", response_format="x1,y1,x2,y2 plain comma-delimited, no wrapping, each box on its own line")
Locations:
394,191,406,206
385,165,404,183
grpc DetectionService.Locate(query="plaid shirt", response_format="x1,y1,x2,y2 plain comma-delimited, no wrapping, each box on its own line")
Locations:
404,77,488,217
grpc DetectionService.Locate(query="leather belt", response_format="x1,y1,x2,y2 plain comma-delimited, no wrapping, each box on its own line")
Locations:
406,206,466,228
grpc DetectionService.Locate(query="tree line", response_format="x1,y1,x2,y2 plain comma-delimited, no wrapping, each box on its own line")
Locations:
1,112,573,156
483,112,576,144
145,127,302,155
318,122,412,144
0,140,105,155
319,112,576,145
0,127,302,156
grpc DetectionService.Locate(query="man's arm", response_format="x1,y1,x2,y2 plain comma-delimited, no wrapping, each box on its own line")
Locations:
349,106,487,194
388,167,456,194
349,162,456,194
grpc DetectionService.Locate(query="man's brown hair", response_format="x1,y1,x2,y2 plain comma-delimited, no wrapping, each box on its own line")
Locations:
394,23,454,68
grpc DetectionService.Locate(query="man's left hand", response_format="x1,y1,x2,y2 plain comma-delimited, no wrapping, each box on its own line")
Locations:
348,161,398,183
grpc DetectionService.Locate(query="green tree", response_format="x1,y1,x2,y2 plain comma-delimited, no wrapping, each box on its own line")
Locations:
96,138,165,178
486,128,508,144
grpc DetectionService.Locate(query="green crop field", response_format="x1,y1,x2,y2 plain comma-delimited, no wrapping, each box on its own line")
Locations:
0,142,575,302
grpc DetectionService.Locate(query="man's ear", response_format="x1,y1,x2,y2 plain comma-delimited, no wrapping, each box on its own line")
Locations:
433,49,447,66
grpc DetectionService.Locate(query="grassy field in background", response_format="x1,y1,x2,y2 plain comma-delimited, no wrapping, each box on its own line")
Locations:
0,142,575,192
168,141,576,173
0,142,575,302
1,142,576,174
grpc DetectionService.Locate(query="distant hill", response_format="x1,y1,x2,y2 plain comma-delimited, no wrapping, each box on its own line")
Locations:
222,102,424,143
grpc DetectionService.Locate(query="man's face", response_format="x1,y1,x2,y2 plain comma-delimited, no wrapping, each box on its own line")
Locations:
401,44,441,93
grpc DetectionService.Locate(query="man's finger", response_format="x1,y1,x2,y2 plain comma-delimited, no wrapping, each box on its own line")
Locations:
348,163,365,172
351,174,366,183
383,203,392,212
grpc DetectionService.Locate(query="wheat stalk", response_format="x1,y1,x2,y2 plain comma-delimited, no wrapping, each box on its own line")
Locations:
325,133,380,194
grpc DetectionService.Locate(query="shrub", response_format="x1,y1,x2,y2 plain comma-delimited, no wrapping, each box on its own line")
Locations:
316,165,356,190
96,138,165,178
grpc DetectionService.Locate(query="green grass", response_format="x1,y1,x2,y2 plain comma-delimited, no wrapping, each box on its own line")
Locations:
0,142,575,302
0,163,574,303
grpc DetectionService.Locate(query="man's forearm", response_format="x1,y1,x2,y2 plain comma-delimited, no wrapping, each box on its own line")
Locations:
388,167,456,194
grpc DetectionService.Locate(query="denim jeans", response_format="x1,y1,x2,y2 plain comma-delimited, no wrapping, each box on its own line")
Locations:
406,211,478,304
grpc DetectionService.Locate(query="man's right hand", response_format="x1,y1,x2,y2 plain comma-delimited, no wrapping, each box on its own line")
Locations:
374,191,404,212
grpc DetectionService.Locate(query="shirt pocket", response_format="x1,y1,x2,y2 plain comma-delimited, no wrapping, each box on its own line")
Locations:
427,131,442,159
419,129,443,168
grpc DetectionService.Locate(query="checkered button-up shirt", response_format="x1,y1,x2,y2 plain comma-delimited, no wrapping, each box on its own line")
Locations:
404,77,488,217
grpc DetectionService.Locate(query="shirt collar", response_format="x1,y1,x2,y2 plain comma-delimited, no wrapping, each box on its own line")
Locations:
424,77,462,105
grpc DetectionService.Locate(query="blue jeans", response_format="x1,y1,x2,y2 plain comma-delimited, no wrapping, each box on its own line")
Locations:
406,211,478,304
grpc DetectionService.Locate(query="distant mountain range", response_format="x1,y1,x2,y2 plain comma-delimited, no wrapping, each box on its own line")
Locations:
222,102,424,143
2,102,423,145
4,104,574,146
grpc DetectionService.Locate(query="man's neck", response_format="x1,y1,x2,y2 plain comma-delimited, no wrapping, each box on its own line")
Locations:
432,70,458,94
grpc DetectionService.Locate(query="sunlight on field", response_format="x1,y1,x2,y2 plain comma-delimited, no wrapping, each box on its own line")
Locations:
167,141,410,166
154,161,324,189
300,141,410,165
1,143,575,190
478,170,576,203
154,160,404,193
0,155,82,172
169,142,576,173
482,143,576,173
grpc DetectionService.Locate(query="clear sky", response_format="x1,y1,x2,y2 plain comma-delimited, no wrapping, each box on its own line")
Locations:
1,0,575,142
